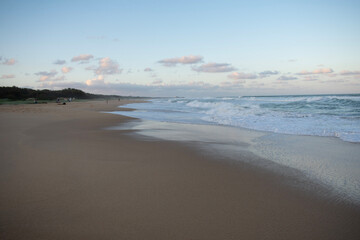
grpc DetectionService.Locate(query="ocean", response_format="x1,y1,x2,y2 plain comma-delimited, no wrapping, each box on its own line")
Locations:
110,94,360,203
116,94,360,143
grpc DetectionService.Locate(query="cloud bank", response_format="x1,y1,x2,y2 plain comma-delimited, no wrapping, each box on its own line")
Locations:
38,80,230,97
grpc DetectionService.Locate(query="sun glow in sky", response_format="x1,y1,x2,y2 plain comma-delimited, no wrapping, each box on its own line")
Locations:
0,0,359,97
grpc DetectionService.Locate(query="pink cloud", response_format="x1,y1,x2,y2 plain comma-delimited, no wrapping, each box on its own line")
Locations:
228,72,258,79
0,74,15,79
39,76,50,81
35,70,65,82
86,75,105,86
2,58,16,65
61,66,73,73
38,75,65,82
95,57,122,75
296,68,334,75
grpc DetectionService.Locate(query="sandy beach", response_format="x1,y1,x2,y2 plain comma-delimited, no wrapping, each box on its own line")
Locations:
1,100,359,240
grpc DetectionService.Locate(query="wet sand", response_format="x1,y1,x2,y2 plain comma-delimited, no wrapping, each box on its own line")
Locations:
0,100,359,240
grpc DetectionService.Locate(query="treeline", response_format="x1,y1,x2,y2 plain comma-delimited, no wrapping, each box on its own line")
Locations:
0,86,120,100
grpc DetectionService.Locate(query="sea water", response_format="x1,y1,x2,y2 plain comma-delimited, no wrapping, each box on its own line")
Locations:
110,94,360,203
116,94,360,143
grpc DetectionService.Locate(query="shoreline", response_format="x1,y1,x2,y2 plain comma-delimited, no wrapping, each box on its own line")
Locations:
1,100,360,239
110,109,360,206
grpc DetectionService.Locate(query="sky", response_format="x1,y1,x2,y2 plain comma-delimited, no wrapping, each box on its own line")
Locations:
0,0,359,97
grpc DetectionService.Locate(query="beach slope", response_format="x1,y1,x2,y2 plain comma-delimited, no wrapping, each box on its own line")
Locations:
0,100,359,240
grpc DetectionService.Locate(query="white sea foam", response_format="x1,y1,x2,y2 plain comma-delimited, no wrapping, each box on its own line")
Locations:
110,94,360,203
116,95,360,142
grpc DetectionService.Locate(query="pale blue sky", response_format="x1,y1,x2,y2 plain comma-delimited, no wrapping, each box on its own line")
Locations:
0,0,359,96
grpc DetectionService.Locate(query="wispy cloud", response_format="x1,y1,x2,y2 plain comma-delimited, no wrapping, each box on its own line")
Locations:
95,57,122,75
339,70,360,76
0,74,15,79
144,67,153,72
259,70,279,77
277,75,298,80
35,70,58,77
158,55,203,67
303,76,318,81
327,73,338,78
152,79,163,85
52,76,65,81
37,75,65,82
71,54,94,62
61,66,73,73
2,58,16,65
53,59,66,65
228,72,258,79
34,70,63,82
193,63,236,73
220,79,245,86
296,68,333,75
320,79,347,84
227,70,279,80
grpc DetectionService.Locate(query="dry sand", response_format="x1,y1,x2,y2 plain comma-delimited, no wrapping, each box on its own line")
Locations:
0,100,359,240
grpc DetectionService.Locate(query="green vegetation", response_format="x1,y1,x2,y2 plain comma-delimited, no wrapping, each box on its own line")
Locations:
0,99,50,105
0,86,127,104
